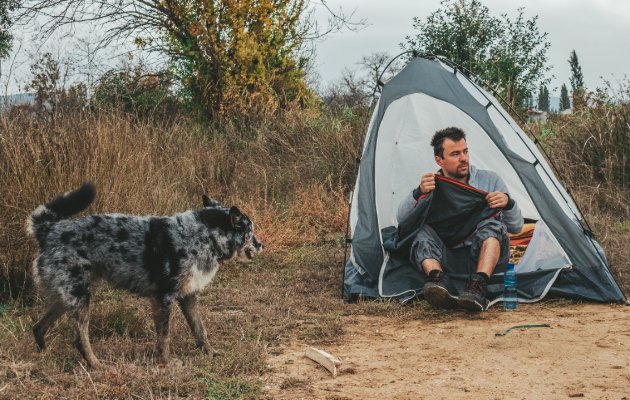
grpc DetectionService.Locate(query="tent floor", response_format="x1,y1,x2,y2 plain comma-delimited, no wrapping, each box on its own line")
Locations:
264,302,629,398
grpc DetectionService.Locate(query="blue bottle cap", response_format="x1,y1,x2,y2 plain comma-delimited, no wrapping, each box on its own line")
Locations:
507,262,515,270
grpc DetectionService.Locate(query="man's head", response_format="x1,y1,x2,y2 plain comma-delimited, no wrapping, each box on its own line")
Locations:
430,127,469,180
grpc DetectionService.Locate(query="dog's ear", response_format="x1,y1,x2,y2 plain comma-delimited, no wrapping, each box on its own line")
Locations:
229,206,242,228
203,195,221,208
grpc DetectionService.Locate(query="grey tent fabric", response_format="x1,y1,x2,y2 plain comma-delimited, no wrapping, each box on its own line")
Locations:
345,57,624,305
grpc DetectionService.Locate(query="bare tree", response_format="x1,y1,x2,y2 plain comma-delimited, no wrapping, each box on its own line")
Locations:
358,51,404,90
322,52,406,109
72,27,106,98
18,0,366,54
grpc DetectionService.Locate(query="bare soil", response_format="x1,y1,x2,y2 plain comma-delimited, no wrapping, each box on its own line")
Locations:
265,302,630,399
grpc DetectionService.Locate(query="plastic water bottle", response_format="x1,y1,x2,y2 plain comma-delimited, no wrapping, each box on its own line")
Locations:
503,263,517,310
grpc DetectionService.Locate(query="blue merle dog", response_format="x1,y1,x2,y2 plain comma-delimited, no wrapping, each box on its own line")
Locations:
27,183,263,368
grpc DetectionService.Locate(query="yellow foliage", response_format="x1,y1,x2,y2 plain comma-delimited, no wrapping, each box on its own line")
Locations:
160,0,312,118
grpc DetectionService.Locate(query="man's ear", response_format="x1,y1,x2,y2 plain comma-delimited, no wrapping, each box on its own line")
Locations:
229,206,242,228
203,195,221,208
435,155,444,168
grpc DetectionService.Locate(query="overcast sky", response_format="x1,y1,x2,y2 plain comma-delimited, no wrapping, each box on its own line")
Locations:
314,0,630,95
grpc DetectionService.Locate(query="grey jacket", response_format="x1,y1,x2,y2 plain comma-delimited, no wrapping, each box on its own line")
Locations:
396,165,524,236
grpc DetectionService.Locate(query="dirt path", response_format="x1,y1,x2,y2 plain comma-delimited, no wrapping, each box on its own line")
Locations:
264,303,630,399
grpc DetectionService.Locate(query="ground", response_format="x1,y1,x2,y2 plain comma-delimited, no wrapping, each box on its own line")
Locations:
265,303,630,399
1,246,629,399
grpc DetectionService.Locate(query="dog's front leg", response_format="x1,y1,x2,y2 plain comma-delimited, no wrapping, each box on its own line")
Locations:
151,298,172,364
177,293,215,356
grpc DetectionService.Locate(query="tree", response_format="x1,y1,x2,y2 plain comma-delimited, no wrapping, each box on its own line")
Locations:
537,84,549,112
401,0,551,111
568,50,584,93
25,52,87,121
402,0,502,75
20,1,365,118
568,49,585,109
559,83,570,111
163,0,314,117
0,0,18,60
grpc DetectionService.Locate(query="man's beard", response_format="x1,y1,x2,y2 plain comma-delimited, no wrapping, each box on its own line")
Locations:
450,163,469,179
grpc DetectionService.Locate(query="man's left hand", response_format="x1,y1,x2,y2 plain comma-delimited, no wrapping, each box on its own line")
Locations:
486,192,508,209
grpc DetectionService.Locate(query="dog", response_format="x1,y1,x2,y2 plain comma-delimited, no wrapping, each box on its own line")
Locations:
26,183,263,368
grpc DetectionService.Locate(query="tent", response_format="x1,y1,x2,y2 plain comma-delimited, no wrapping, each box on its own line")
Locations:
343,55,626,306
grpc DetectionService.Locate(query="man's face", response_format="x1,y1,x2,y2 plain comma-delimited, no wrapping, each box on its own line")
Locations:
435,138,469,180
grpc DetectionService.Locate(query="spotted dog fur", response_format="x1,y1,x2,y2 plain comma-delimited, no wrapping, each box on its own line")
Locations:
27,183,263,368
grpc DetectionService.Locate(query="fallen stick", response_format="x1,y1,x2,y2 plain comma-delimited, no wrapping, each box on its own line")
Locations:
305,347,342,377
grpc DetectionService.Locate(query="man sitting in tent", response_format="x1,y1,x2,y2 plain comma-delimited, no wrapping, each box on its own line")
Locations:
397,127,524,311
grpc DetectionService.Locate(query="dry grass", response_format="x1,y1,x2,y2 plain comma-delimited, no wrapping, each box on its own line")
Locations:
530,90,630,293
0,105,362,299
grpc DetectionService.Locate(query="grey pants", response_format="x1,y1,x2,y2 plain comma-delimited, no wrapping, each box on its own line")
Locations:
409,219,511,278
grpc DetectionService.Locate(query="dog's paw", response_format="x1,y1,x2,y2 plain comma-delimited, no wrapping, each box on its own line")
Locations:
201,345,221,357
86,360,104,370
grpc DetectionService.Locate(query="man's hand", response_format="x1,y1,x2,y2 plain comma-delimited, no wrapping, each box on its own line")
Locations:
419,173,436,194
486,191,508,209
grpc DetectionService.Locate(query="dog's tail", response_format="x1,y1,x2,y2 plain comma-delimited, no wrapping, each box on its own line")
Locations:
26,183,96,240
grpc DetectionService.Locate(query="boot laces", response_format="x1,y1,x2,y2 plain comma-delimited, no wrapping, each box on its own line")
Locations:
465,277,486,295
428,271,444,283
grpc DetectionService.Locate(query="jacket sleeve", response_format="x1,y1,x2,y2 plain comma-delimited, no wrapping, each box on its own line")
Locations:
492,175,524,235
397,188,432,224
397,190,417,224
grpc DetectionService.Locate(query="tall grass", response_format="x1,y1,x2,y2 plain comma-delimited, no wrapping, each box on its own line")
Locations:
532,87,630,291
0,104,363,300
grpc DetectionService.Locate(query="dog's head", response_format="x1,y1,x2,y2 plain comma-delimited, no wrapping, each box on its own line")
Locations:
228,206,263,262
201,195,263,262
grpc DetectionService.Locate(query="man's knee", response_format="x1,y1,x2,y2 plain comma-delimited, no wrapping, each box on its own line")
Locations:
470,220,510,262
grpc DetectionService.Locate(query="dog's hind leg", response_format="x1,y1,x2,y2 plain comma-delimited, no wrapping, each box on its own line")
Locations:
151,298,173,364
33,303,66,351
177,294,215,356
68,300,101,369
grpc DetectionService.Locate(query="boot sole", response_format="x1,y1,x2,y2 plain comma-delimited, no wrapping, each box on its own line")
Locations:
424,285,458,309
457,295,487,312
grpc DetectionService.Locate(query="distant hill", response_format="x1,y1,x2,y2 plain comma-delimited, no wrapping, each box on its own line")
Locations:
0,93,34,106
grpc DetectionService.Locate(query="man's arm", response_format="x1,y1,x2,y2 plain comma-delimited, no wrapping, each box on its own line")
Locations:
490,175,524,234
397,190,418,223
397,173,435,223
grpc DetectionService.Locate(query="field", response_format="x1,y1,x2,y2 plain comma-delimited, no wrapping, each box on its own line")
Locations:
1,89,630,398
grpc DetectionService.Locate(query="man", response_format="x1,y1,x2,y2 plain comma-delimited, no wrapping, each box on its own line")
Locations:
397,127,523,311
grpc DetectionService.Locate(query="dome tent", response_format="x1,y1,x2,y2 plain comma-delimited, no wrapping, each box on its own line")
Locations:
342,55,626,306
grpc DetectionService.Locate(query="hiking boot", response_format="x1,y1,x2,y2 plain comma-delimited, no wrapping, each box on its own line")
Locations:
423,271,458,309
457,275,490,311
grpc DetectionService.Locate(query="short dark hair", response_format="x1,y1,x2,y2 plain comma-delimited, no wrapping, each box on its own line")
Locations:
430,127,466,158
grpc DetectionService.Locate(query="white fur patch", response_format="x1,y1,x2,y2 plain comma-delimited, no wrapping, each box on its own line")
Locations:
26,205,48,236
181,264,219,296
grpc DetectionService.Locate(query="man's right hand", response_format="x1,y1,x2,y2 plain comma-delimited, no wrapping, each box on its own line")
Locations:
419,173,436,194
